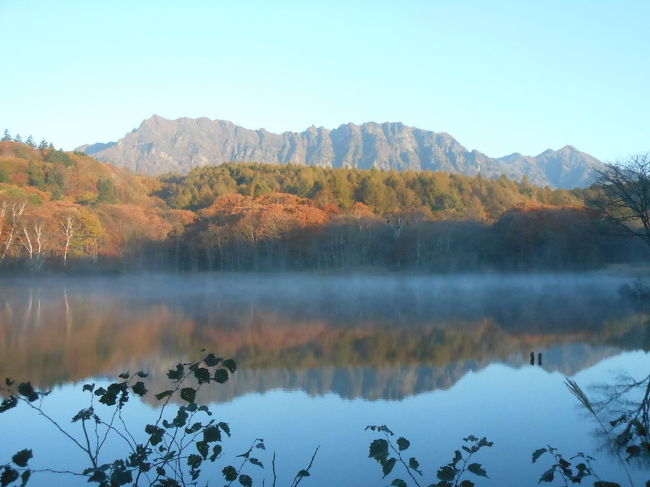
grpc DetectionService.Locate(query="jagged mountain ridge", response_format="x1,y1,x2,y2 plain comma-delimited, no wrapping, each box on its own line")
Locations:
78,115,602,188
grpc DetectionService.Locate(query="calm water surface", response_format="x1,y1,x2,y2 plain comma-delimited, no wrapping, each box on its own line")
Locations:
0,273,648,486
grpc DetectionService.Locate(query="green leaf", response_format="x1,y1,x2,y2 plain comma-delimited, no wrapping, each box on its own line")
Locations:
632,419,647,436
532,448,547,464
222,466,237,481
1,466,19,487
382,458,396,477
17,383,38,402
118,372,129,379
0,395,18,413
136,371,148,378
110,467,132,486
96,382,128,407
193,367,211,384
20,470,30,487
437,465,455,482
539,467,555,483
467,463,487,478
187,454,202,469
223,359,237,373
5,378,14,386
220,422,232,437
82,383,95,393
249,457,263,468
452,450,462,465
214,369,229,383
203,353,222,367
625,445,641,459
391,480,407,487
72,407,95,423
203,425,221,443
132,382,147,397
196,441,208,460
155,390,173,401
365,424,394,435
609,414,626,427
88,469,107,483
198,405,212,416
210,444,223,462
397,437,410,451
170,408,189,428
185,422,202,434
11,450,32,468
460,480,475,487
98,393,117,406
478,437,493,448
408,457,420,471
369,439,389,462
145,424,165,446
238,474,252,487
167,364,184,381
180,387,196,404
297,469,310,477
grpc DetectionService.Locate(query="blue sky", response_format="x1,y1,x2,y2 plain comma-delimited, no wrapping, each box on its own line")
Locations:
1,0,648,161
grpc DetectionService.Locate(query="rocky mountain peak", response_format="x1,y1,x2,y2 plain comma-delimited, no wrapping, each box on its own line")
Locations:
78,116,603,188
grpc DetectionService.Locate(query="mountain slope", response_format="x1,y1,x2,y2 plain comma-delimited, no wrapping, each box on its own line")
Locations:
79,115,602,188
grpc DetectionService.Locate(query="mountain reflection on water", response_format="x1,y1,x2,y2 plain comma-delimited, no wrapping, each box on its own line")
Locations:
0,273,648,402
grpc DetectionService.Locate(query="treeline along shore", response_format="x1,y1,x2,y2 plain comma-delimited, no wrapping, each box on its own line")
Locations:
0,140,646,273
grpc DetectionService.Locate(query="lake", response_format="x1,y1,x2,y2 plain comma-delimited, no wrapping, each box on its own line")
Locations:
0,273,648,486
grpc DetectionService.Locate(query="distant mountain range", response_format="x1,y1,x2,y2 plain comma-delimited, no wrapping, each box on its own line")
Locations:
78,115,603,188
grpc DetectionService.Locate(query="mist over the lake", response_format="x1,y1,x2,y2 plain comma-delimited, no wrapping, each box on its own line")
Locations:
1,272,647,399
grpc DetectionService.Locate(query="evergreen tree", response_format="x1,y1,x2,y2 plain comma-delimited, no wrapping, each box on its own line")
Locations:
28,161,46,189
26,135,36,147
38,139,48,151
52,170,67,192
1,129,11,141
48,142,54,149
45,149,74,166
97,178,117,203
51,186,64,200
14,133,22,143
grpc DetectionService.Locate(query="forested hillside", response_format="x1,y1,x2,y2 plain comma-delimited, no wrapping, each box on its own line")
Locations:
158,163,583,217
0,141,645,272
0,140,193,270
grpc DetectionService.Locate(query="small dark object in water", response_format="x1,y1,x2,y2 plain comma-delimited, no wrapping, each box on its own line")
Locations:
530,352,535,366
537,353,543,366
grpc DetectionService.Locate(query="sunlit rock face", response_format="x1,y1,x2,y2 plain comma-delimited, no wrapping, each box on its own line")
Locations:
77,116,602,188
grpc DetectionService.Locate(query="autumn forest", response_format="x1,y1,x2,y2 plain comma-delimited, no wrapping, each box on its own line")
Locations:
0,138,646,273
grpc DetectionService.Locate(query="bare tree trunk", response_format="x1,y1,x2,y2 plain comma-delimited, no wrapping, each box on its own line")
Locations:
60,215,76,266
22,221,46,271
34,222,45,270
0,201,7,245
1,202,25,261
22,226,34,264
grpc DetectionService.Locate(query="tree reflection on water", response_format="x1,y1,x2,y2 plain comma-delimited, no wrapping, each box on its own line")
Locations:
590,372,650,465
